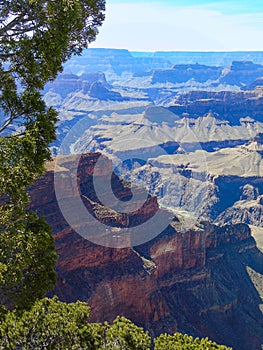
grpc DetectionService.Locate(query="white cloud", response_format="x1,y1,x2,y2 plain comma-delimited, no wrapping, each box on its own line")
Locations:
91,2,263,51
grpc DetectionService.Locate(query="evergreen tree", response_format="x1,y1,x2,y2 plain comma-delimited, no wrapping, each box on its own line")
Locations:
0,303,233,350
0,297,103,349
0,0,105,311
103,316,151,350
154,333,232,350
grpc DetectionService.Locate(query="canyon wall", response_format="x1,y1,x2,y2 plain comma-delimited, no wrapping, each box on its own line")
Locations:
29,153,263,350
169,88,263,124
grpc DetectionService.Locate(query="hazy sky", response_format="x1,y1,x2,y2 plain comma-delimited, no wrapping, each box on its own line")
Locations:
90,0,263,51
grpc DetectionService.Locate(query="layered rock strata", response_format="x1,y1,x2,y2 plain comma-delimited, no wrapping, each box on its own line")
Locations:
29,153,263,350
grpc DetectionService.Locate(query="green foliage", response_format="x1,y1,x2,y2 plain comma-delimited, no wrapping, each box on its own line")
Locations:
0,304,152,350
154,333,232,350
0,301,233,350
0,0,105,88
0,0,106,188
0,297,103,349
0,214,57,311
103,316,151,350
0,0,105,310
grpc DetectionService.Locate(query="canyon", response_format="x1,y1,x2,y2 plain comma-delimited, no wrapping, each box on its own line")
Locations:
29,153,263,350
36,49,263,349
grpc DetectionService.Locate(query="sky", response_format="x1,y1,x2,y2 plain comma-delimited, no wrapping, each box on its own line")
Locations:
90,0,263,51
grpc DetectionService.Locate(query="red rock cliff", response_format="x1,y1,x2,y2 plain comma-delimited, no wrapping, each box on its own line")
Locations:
29,153,263,350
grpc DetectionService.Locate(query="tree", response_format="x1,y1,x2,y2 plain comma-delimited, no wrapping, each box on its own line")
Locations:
102,316,151,350
0,296,103,349
0,304,152,350
0,0,105,311
154,333,232,350
0,304,234,350
0,215,57,313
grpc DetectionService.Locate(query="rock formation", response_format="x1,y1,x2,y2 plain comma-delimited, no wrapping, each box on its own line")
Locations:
88,81,123,101
150,60,263,86
37,51,263,349
215,184,263,227
63,48,171,76
28,153,263,350
44,72,117,100
220,61,263,86
169,88,263,124
151,64,222,84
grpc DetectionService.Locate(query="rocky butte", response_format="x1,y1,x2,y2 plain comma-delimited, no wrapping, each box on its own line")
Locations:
169,87,263,125
28,152,263,350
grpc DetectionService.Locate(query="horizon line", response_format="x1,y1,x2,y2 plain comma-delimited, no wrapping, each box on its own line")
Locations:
88,47,263,53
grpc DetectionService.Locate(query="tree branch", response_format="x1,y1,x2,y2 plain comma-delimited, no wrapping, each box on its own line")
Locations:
0,13,26,35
